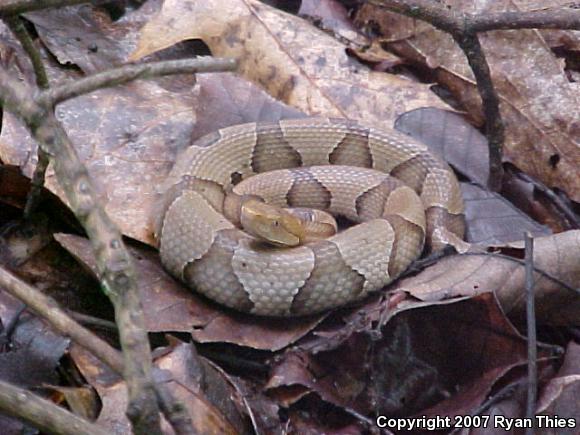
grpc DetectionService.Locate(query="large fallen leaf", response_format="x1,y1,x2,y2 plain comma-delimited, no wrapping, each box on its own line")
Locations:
0,81,195,244
267,294,533,418
461,183,550,245
0,15,308,246
131,0,451,127
516,1,580,53
393,109,552,243
536,342,580,426
70,341,243,434
191,73,306,142
25,1,163,74
393,230,580,325
395,108,490,186
355,0,580,201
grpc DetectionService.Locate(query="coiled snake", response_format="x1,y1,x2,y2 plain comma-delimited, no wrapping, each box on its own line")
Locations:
155,118,465,316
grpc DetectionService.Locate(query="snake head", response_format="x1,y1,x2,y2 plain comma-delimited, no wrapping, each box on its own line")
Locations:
240,199,305,247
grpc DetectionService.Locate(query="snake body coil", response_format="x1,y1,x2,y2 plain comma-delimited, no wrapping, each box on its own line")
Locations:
156,118,465,316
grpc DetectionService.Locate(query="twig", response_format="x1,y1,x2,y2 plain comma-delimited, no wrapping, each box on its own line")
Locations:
0,379,108,435
460,251,579,296
452,31,504,191
368,0,505,190
524,232,537,433
40,57,238,106
369,1,580,32
0,67,163,434
0,0,90,16
4,16,48,87
0,266,124,372
3,15,52,218
0,24,236,434
67,310,118,331
0,266,196,435
511,167,580,229
23,151,50,217
468,9,580,32
368,1,580,192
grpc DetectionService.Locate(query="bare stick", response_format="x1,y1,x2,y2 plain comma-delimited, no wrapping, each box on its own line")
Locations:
0,0,90,16
67,310,118,331
40,57,238,106
0,266,124,372
452,31,504,190
368,1,580,192
4,16,48,87
0,379,108,435
512,168,580,229
368,1,580,33
0,67,163,434
468,9,580,32
368,0,505,190
0,266,195,434
3,15,52,217
524,232,537,432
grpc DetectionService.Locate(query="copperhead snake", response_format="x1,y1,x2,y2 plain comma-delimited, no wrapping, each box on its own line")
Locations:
155,118,465,316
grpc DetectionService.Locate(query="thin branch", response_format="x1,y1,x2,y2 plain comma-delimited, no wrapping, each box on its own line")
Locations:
4,16,48,87
524,232,537,432
3,15,52,217
0,266,124,372
469,9,580,32
23,151,50,216
369,0,505,190
40,57,238,106
67,310,118,331
0,0,90,16
369,1,580,32
0,379,108,435
0,67,163,434
452,31,504,191
0,266,196,434
512,167,580,229
368,0,465,33
369,1,580,192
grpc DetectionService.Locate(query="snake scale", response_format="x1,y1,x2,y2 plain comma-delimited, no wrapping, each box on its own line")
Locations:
155,118,465,316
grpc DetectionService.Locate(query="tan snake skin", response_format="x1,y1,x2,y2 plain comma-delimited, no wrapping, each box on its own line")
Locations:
155,118,465,316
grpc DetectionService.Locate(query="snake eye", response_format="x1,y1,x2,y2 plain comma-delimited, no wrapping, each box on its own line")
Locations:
273,220,279,227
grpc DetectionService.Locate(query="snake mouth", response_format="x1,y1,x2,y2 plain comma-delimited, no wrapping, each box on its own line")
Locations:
240,201,302,247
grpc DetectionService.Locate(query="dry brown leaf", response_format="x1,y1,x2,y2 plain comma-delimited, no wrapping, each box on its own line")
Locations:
513,1,580,52
191,73,306,142
131,0,451,127
0,81,195,244
25,6,129,74
461,183,550,245
394,230,580,325
298,0,370,47
355,0,580,201
44,386,99,420
0,13,318,246
395,108,490,185
267,294,533,419
25,1,163,73
536,342,580,428
70,342,242,434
